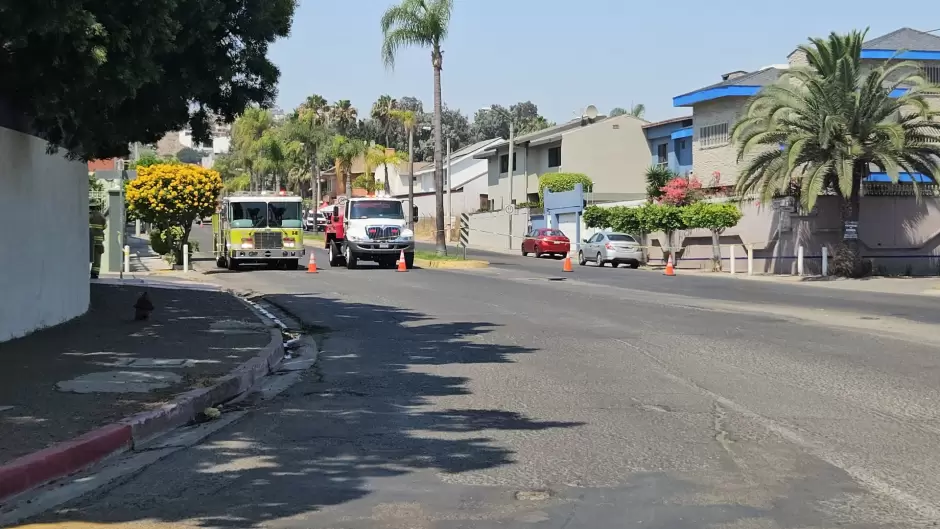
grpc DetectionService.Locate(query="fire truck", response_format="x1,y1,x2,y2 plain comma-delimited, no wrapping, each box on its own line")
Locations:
212,190,306,271
325,195,418,269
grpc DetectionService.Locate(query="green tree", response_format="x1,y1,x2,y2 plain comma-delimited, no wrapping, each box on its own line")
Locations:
131,151,164,169
327,135,366,198
353,173,383,194
610,104,645,118
176,147,203,164
682,202,743,272
366,144,407,196
2,0,296,160
731,29,940,277
329,100,358,136
232,108,274,191
291,95,333,202
391,109,418,228
382,0,454,255
371,95,399,146
645,165,675,201
640,203,686,263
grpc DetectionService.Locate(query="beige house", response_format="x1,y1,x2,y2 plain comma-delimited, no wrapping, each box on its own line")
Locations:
473,114,653,209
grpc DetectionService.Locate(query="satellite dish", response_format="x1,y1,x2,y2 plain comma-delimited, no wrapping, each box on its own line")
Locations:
584,105,599,120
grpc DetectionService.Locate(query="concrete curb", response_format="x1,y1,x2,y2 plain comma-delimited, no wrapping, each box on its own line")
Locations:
414,258,489,269
0,313,284,504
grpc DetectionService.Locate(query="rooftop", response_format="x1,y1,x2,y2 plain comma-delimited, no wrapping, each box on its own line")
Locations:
673,67,787,107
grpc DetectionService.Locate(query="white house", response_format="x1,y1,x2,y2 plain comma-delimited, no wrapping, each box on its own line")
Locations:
372,138,503,219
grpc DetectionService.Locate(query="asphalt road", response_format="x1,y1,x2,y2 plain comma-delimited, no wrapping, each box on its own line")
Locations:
53,224,940,528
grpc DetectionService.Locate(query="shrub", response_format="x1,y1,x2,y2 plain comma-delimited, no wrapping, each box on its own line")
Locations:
538,172,593,203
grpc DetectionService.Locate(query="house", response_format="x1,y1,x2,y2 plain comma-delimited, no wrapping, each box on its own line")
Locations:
373,139,502,218
473,114,653,208
642,116,694,178
672,27,940,187
318,154,369,201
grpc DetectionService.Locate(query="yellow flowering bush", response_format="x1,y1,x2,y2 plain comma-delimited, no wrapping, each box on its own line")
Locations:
126,163,222,263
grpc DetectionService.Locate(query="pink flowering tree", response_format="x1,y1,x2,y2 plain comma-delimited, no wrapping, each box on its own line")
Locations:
659,176,703,206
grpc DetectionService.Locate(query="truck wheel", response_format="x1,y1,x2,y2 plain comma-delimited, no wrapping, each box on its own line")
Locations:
227,258,239,271
285,259,298,270
328,242,342,267
216,256,226,268
405,252,415,269
344,245,358,269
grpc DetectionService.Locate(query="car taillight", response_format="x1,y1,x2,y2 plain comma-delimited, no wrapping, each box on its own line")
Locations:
240,237,253,249
606,242,613,250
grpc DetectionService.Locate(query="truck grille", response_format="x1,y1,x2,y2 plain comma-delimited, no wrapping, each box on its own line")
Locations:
365,226,401,240
253,231,283,249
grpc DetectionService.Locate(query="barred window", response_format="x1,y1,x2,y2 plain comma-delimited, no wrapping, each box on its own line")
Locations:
699,123,729,148
923,65,940,85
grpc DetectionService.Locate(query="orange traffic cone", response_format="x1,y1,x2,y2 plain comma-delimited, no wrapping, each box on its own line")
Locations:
307,251,318,273
397,250,408,272
562,253,573,272
664,254,675,276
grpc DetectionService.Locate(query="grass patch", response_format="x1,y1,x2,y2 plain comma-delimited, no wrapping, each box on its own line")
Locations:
415,250,463,261
304,232,325,243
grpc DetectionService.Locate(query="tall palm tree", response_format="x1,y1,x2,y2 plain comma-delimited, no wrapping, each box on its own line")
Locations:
289,96,332,203
390,109,417,228
381,0,454,255
366,143,406,196
330,100,358,136
371,95,399,147
731,29,940,277
609,104,645,118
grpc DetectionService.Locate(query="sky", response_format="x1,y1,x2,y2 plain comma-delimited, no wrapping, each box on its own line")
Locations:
269,0,939,125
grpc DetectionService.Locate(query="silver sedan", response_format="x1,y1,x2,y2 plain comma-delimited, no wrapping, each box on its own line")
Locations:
579,232,643,268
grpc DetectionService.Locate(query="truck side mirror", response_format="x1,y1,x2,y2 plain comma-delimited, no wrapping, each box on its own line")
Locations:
412,205,419,223
333,205,339,218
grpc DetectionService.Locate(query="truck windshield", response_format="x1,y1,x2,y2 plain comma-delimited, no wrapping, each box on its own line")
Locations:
268,202,303,228
349,200,404,220
231,202,267,228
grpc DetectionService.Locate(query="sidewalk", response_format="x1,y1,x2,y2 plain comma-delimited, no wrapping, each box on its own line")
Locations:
0,281,275,500
673,268,940,297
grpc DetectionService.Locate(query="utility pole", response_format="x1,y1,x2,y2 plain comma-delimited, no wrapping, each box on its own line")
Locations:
507,120,514,250
446,137,452,242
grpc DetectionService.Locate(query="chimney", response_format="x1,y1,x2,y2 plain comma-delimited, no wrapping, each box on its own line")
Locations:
787,48,809,67
721,70,748,81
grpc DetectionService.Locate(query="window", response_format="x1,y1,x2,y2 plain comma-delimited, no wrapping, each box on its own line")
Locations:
541,229,566,237
607,234,637,243
699,123,729,148
499,152,517,173
924,65,940,84
657,143,668,164
479,194,489,210
548,146,562,168
589,233,602,243
267,202,303,228
231,202,267,228
349,200,404,220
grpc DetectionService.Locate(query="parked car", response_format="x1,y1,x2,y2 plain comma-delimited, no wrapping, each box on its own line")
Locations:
579,232,642,268
521,228,570,258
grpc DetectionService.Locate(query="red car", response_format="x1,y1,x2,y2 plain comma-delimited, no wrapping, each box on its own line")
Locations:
521,228,571,258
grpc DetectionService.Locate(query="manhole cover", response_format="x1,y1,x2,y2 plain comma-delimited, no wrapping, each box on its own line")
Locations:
57,371,182,394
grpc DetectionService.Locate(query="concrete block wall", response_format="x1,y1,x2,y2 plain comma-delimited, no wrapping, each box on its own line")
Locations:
0,126,90,342
690,98,743,187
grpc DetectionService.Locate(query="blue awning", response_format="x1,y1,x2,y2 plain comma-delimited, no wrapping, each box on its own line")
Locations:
670,127,693,140
865,172,933,183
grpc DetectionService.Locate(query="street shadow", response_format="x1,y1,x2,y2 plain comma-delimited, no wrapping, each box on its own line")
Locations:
38,294,582,527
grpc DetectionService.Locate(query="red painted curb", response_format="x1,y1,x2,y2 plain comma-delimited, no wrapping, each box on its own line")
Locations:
0,423,132,502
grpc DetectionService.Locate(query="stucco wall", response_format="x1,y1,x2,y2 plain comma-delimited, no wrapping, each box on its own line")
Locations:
467,208,532,252
0,127,90,342
560,114,650,196
691,98,744,186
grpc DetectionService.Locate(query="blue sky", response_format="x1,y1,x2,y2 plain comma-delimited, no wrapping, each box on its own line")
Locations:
270,0,938,124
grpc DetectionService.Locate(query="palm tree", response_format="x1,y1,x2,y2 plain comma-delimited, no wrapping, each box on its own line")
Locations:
609,104,645,118
382,0,454,255
390,109,417,228
330,100,358,136
371,95,399,147
366,143,407,196
259,128,296,191
731,29,940,277
232,107,273,191
328,135,366,198
288,96,332,202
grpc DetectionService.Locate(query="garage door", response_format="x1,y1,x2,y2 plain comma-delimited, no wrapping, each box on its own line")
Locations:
557,213,578,247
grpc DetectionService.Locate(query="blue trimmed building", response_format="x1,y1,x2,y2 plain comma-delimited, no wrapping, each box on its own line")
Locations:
671,27,940,188
642,116,694,178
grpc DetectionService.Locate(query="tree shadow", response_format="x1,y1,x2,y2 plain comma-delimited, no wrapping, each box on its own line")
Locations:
38,294,583,527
